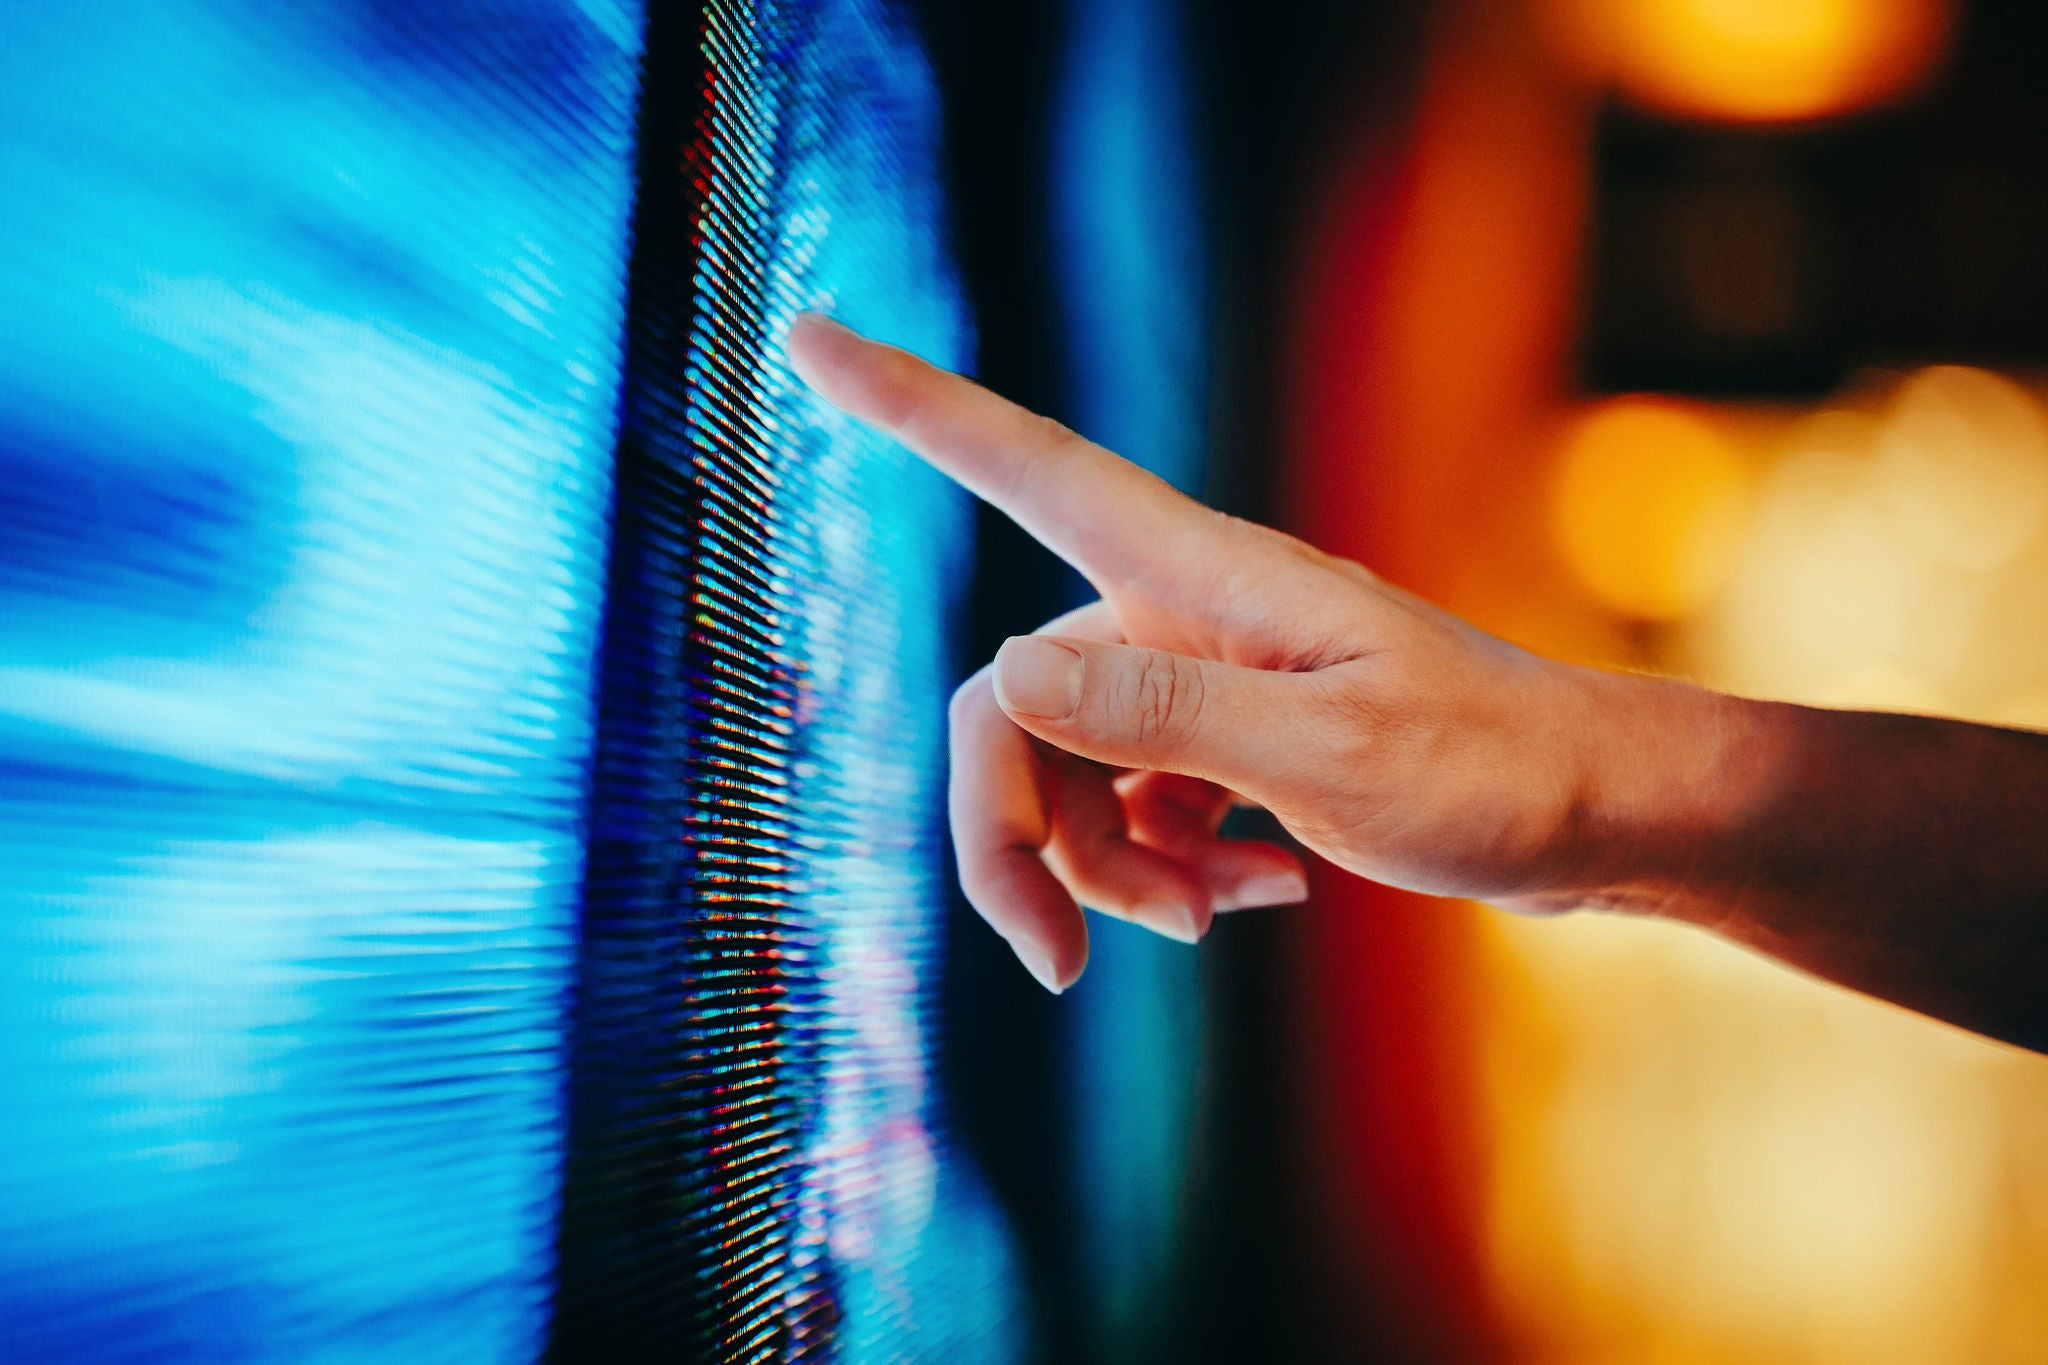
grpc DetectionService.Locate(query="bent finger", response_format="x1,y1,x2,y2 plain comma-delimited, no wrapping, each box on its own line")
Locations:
1116,770,1234,845
948,666,1087,992
1041,752,1212,944
1120,770,1308,912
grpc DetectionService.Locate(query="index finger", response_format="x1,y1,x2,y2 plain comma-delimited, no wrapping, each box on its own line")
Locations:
785,312,1214,591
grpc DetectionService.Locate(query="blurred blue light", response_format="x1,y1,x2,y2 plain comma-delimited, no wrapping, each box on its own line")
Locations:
0,0,1022,1358
1050,0,1213,1351
773,7,1024,1356
0,2,638,1358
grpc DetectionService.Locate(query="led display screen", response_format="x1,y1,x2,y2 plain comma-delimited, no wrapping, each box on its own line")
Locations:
0,0,1018,1359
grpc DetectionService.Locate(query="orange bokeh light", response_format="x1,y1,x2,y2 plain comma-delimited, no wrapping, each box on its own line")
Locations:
1549,396,1751,621
1548,0,1951,124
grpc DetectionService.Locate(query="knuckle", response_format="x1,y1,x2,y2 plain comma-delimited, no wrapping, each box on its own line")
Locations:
1123,650,1203,751
1302,666,1430,790
996,415,1082,503
1312,668,1394,740
1033,413,1087,452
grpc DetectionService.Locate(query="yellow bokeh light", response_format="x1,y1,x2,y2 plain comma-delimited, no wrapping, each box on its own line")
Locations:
1549,396,1750,621
1495,370,2048,1363
1548,0,1950,124
1482,910,2013,1363
1876,366,2048,573
1684,371,2048,710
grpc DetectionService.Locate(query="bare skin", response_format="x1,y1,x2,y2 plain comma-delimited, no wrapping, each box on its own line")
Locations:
787,312,2048,1054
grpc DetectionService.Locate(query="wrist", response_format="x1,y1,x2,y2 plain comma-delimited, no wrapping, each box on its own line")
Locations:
1534,666,1785,925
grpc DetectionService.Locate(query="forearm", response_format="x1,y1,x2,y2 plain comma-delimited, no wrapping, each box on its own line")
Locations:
1562,670,2048,1052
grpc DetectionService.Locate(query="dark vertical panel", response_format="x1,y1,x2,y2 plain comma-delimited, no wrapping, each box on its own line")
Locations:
905,7,1092,1362
1175,5,1430,1363
550,1,828,1357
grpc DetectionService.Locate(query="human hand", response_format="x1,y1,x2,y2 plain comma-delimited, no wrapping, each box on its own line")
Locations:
787,312,1639,994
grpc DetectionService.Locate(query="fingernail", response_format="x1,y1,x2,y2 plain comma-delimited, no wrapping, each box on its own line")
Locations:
1013,937,1067,994
786,314,854,390
993,636,1083,720
1220,870,1309,911
1141,899,1204,945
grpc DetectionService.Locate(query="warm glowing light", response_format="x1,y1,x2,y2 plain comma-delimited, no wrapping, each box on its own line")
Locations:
1482,911,2015,1362
1494,368,2048,1362
1702,439,1968,705
1988,690,2048,733
1688,371,2048,710
1876,366,2048,573
1549,396,1750,620
1548,0,1950,123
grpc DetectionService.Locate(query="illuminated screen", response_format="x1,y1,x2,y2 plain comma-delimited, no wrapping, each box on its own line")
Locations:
0,0,1019,1359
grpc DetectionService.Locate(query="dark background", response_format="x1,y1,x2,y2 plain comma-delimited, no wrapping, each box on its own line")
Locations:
906,0,2048,1360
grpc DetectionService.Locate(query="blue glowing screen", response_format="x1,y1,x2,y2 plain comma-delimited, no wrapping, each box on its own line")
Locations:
0,0,1017,1358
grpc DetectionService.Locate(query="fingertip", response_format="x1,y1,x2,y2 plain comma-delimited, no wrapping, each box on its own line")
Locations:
1129,898,1193,945
785,310,853,393
992,634,1084,722
962,845,1089,994
1234,870,1309,909
1153,831,1309,914
789,309,851,346
1012,931,1085,994
1139,867,1214,944
1214,858,1309,912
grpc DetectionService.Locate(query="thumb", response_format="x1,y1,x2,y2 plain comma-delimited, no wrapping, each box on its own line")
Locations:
991,634,1305,790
